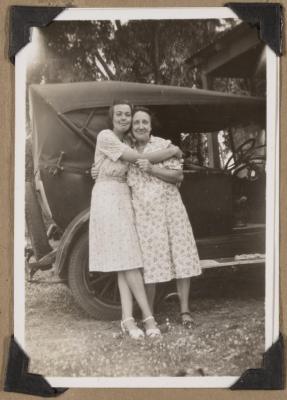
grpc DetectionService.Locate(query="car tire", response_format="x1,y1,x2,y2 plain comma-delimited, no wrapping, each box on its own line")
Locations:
68,230,121,320
25,181,52,260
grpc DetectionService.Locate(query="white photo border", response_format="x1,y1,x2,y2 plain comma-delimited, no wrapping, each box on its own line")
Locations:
14,7,279,388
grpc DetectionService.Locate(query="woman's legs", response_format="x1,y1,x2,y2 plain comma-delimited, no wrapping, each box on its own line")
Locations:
117,271,133,321
176,278,193,323
118,271,146,337
124,269,158,331
145,283,156,314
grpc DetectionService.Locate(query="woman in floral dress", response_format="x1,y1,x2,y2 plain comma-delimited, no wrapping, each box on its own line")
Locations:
89,101,181,338
127,107,202,327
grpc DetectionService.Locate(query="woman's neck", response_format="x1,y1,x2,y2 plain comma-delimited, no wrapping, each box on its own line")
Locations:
136,138,149,152
113,129,125,141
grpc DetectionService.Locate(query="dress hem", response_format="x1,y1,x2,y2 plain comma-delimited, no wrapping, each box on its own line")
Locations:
89,265,143,272
144,269,202,284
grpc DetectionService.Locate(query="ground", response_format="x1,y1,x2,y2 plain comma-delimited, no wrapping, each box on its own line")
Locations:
25,268,265,378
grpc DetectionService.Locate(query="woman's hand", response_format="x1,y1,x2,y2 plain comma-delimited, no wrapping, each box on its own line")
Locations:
170,145,183,159
136,159,153,174
91,164,98,180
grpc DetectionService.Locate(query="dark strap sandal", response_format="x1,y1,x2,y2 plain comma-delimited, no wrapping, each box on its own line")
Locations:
180,312,195,329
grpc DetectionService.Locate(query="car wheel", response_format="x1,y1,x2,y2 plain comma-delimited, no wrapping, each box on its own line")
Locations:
68,230,121,320
25,182,52,260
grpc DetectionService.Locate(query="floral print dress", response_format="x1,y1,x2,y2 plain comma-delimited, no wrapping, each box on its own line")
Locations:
127,135,201,284
89,129,143,272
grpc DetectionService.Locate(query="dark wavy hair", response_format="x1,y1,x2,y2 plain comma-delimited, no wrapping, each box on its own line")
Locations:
108,100,133,129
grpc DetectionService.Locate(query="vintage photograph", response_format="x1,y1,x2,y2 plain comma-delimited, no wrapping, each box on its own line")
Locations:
14,8,279,387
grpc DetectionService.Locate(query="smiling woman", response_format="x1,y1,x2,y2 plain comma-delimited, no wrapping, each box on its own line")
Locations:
127,107,201,327
132,109,152,143
108,100,132,131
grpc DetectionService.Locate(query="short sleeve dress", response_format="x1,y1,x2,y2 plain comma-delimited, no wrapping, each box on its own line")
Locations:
127,135,201,284
89,129,143,272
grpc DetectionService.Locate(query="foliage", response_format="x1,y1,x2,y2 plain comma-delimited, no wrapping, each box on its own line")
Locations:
27,19,233,86
213,77,253,96
26,19,264,165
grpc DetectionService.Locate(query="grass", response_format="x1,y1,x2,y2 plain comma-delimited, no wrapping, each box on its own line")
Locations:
25,271,265,378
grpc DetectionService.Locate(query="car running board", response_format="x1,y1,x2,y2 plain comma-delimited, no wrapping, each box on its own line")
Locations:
200,254,265,269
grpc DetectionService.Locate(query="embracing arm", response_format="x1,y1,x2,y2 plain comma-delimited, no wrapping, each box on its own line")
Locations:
120,145,182,163
136,159,183,184
149,165,183,184
95,129,181,167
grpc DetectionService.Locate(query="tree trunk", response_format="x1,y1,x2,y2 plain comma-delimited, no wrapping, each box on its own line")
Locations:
115,20,122,31
152,23,161,84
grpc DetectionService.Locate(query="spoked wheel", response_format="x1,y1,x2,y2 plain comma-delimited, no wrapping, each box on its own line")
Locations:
68,230,121,320
84,270,120,306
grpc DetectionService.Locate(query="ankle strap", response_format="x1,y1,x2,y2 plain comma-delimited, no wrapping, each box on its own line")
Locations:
142,316,155,323
122,317,135,324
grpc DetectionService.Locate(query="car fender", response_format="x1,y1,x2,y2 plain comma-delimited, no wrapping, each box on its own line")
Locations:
55,208,90,279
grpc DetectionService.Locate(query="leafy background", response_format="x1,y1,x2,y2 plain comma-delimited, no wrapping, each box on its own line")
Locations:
27,19,240,88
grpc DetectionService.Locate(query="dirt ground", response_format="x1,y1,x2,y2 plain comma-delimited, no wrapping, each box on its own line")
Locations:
25,268,265,378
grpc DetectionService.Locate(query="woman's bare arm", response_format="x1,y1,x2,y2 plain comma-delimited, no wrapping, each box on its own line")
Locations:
136,159,183,184
120,145,182,163
149,165,183,184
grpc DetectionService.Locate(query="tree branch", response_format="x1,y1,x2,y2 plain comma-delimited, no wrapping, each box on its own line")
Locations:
94,48,117,80
94,63,109,80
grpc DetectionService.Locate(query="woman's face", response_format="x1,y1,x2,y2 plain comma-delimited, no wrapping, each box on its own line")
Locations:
112,104,132,134
132,111,152,143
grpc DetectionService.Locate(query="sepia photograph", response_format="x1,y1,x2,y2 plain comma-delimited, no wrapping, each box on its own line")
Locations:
14,7,279,388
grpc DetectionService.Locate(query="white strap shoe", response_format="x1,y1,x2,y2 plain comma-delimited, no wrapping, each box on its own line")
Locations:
142,316,161,338
121,317,144,340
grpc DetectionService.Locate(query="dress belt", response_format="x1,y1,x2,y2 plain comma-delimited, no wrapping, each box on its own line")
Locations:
96,175,127,183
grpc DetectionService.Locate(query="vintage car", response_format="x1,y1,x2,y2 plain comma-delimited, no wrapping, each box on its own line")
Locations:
26,80,266,320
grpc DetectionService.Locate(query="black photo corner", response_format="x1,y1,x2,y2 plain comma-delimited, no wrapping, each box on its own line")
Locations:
5,2,284,396
4,336,68,397
9,6,65,64
225,2,283,55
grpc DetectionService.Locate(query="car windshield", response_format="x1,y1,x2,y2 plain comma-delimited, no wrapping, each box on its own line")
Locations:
180,124,266,172
180,132,211,168
180,131,233,169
